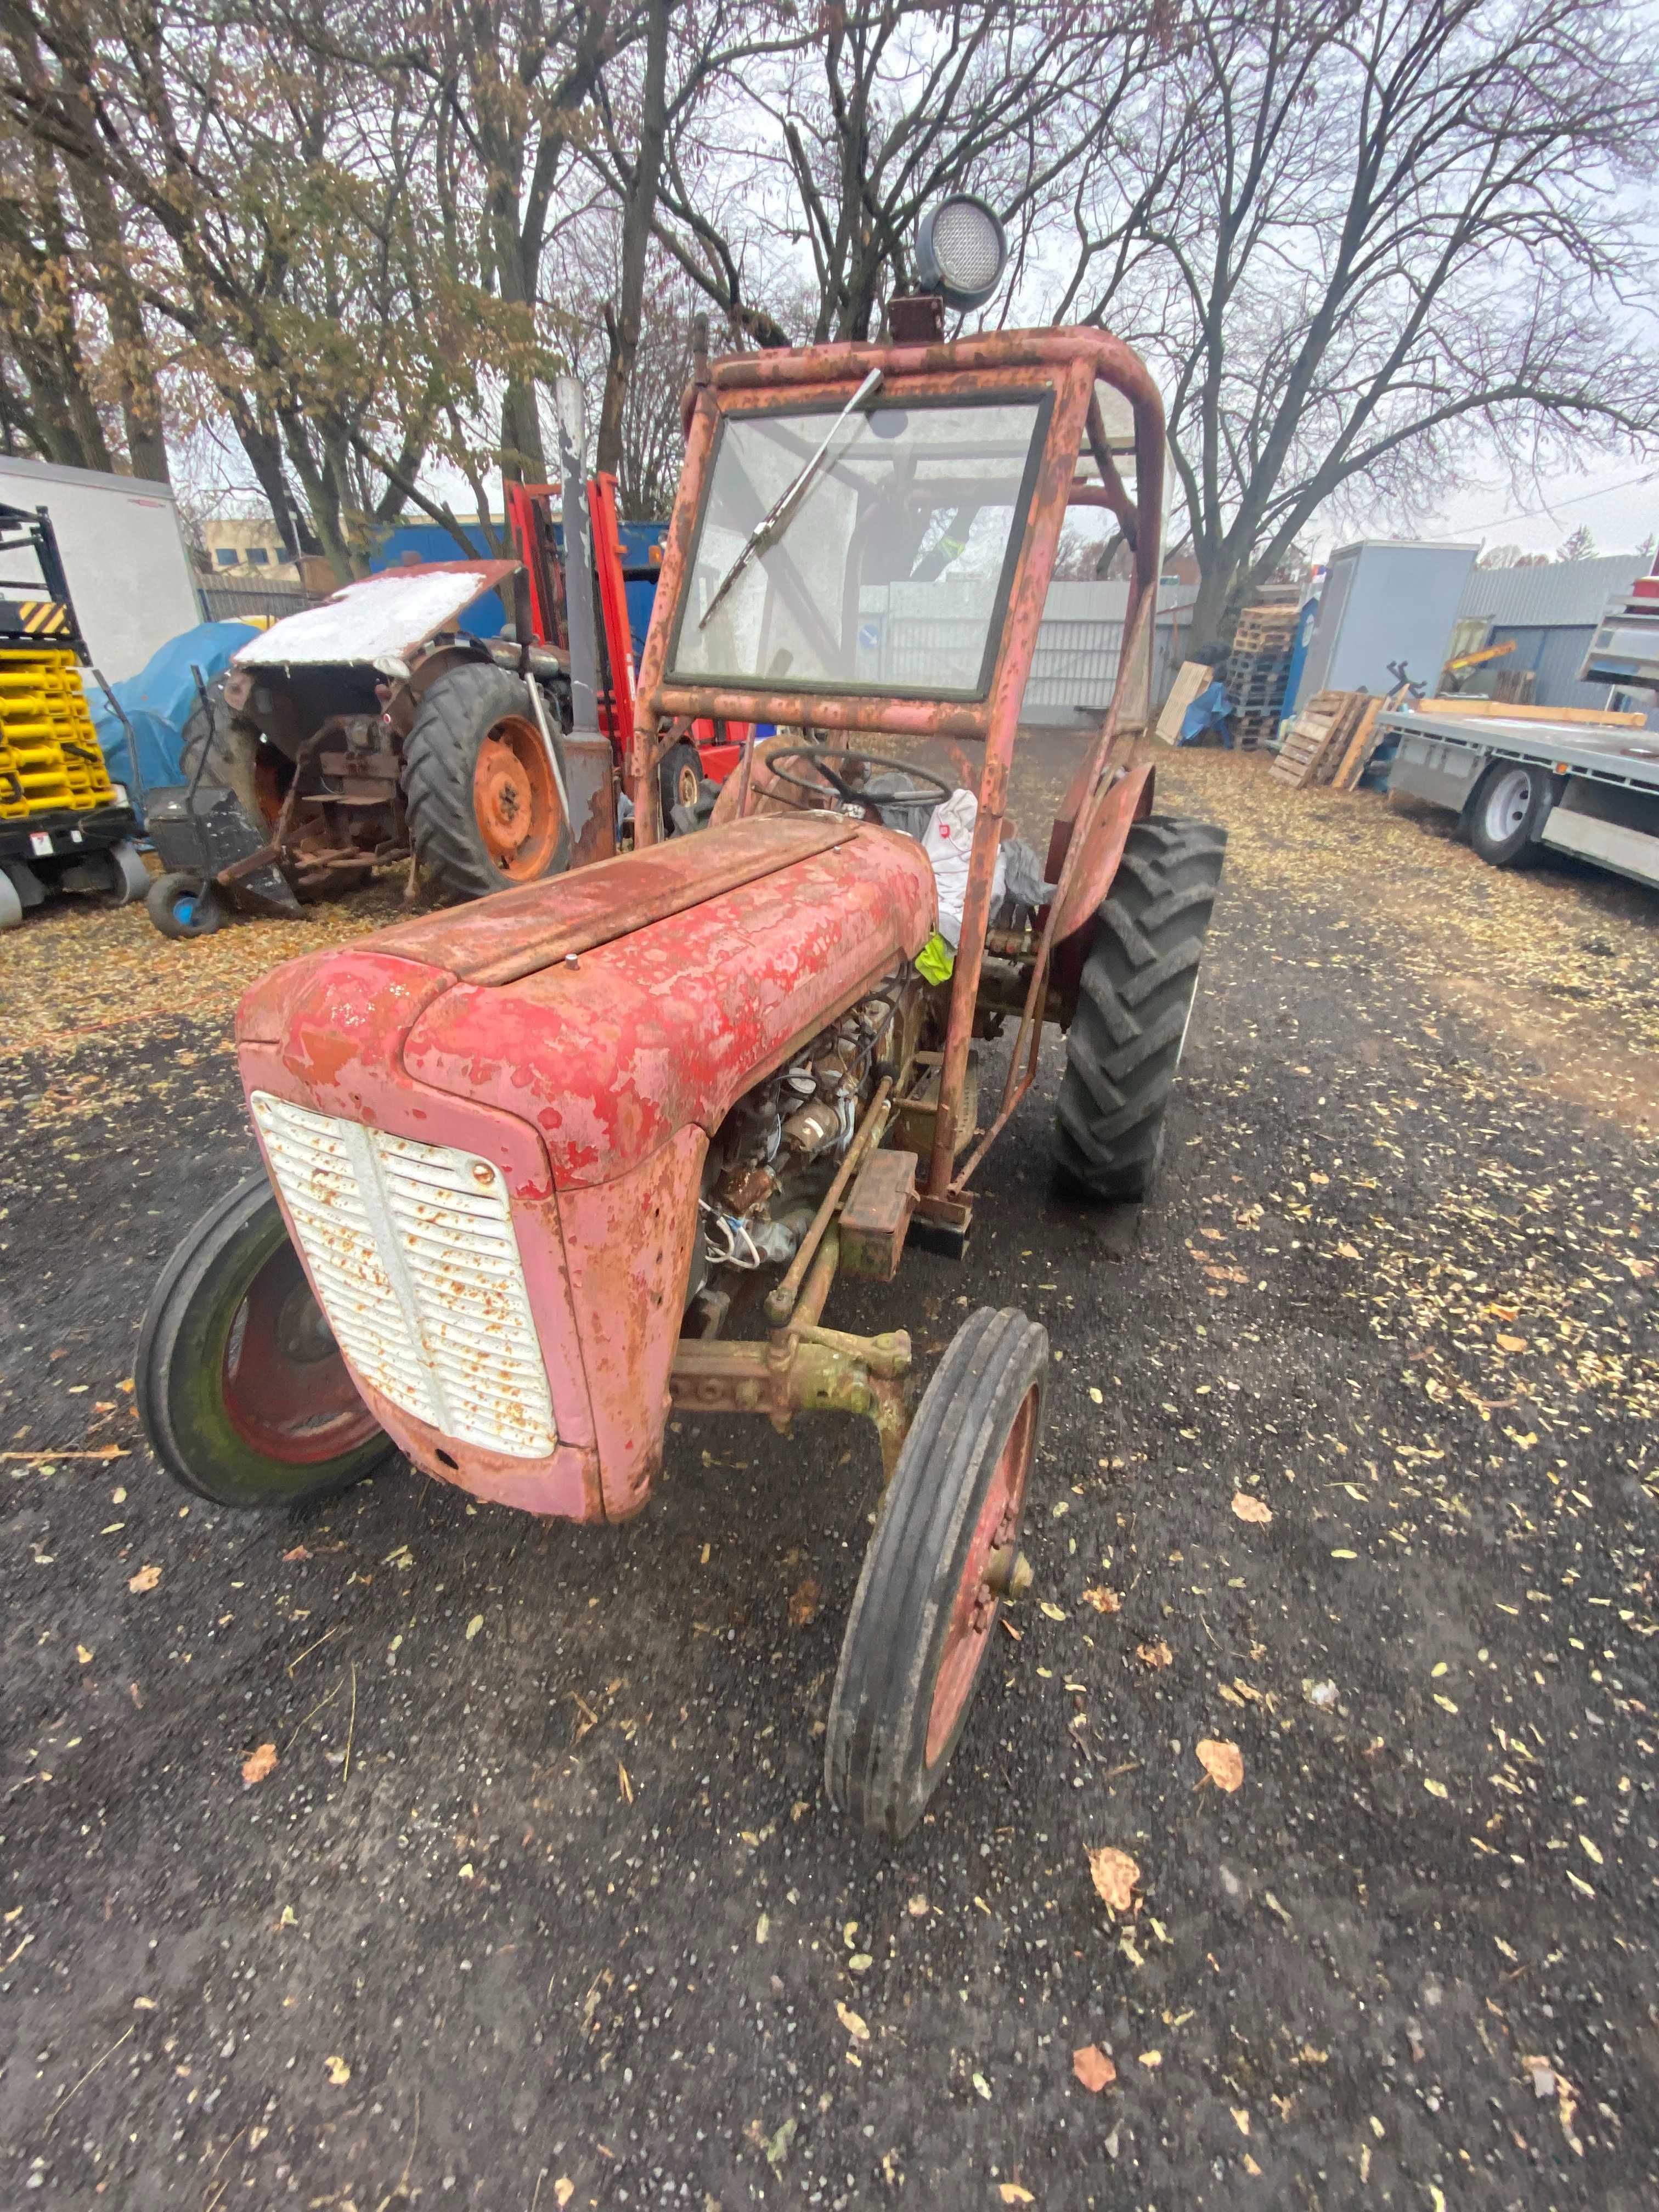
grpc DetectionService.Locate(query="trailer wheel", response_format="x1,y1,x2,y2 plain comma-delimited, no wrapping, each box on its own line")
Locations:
404,662,572,901
1052,815,1226,1203
0,867,22,932
181,673,285,827
1468,763,1547,867
827,1307,1047,1839
138,1173,397,1509
146,871,225,939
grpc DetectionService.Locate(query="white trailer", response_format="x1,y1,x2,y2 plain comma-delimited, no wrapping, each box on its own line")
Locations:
0,454,200,682
1382,705,1659,890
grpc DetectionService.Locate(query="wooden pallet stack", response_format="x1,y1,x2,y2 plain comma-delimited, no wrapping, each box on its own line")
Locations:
1224,605,1299,748
1268,689,1386,791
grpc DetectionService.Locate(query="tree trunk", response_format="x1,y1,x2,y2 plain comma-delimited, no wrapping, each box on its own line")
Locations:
596,0,670,481
228,404,319,563
66,148,170,483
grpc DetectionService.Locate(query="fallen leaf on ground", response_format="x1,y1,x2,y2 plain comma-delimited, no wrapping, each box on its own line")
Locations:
1086,1846,1140,1914
1423,1778,1448,1799
998,2188,1035,2206
1073,2045,1116,2092
324,2055,351,2085
1137,1640,1172,1668
907,1894,929,1917
1081,1586,1121,1613
1039,1600,1068,1621
1495,1334,1527,1352
1232,2107,1250,2136
1139,2050,1163,2069
281,1544,310,1562
836,2001,869,2042
241,1742,278,1787
554,2183,574,2209
788,1578,820,1627
76,1644,93,1665
465,1614,483,1640
1197,1739,1244,1792
1232,1491,1272,1525
127,1564,161,1593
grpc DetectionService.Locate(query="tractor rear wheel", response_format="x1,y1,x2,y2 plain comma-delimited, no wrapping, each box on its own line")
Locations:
180,673,285,828
827,1307,1047,1839
404,662,571,902
138,1173,397,1509
1053,815,1226,1203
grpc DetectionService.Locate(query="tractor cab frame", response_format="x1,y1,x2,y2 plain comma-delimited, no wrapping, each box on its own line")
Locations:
628,327,1168,1250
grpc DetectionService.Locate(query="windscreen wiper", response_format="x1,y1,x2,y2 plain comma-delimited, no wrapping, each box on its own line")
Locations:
698,368,883,630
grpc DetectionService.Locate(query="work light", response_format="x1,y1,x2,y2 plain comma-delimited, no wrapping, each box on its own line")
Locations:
914,195,1007,312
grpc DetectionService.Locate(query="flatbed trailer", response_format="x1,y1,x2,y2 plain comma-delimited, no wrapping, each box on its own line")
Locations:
1381,703,1659,890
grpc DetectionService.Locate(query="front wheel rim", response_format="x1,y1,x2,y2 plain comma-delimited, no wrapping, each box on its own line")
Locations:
472,714,563,879
1483,768,1533,843
924,1385,1038,1765
220,1240,380,1466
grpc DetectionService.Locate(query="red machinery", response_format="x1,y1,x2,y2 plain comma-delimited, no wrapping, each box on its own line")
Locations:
141,200,1228,1838
506,473,744,828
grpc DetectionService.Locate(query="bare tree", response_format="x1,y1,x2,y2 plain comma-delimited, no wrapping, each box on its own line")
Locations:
1067,0,1659,642
648,2,1148,347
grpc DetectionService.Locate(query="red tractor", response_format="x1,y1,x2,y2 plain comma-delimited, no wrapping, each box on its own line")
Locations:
140,201,1226,1837
146,472,738,936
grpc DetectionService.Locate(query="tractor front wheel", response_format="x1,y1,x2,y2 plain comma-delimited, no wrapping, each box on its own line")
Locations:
404,662,571,902
826,1307,1047,1839
138,1174,398,1509
1053,815,1226,1203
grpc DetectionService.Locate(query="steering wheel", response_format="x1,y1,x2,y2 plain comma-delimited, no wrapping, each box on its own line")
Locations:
764,748,952,822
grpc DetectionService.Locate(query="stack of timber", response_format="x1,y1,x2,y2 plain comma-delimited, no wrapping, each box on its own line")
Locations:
1224,605,1300,748
1268,689,1385,791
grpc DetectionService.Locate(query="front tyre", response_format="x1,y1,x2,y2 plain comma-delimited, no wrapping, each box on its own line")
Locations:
1053,815,1226,1202
827,1307,1048,1839
404,662,571,901
138,1174,398,1508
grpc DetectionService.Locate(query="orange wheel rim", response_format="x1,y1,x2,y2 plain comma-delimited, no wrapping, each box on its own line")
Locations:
676,759,701,809
924,1385,1037,1766
472,715,563,879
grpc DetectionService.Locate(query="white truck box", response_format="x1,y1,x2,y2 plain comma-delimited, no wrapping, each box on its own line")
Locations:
0,454,200,682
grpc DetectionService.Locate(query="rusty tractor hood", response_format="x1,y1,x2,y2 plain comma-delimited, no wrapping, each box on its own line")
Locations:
235,815,937,1187
232,561,520,671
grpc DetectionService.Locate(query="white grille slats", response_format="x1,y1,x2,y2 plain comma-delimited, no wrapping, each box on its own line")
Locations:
251,1093,557,1459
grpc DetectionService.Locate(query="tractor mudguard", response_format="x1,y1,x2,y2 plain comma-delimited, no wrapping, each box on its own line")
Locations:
145,783,301,913
232,814,936,1523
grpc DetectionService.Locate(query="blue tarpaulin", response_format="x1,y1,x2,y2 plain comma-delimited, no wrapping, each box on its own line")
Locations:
1178,678,1237,747
88,620,257,819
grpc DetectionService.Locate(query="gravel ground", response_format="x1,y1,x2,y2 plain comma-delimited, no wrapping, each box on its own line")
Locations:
1,743,1655,2211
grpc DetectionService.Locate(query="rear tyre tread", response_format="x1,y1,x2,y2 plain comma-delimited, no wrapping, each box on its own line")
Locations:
404,662,571,903
1053,814,1226,1202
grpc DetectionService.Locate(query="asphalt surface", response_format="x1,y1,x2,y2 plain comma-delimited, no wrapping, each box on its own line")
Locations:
1,743,1655,2211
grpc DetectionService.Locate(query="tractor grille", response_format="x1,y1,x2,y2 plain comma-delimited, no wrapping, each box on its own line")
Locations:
251,1093,557,1459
